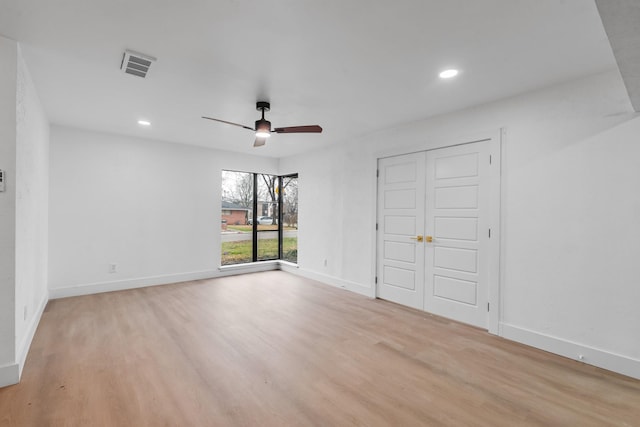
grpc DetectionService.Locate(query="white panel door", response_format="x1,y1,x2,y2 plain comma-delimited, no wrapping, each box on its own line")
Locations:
424,142,492,328
377,152,426,309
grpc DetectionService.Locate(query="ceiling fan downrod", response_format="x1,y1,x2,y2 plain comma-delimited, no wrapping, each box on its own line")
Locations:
255,101,272,136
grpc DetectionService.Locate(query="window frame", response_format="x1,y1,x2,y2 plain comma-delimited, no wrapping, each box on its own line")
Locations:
222,170,297,265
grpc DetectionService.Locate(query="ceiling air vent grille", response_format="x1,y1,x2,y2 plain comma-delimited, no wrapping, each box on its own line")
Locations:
120,50,156,78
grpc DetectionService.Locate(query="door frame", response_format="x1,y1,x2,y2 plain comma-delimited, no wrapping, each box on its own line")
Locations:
373,129,503,335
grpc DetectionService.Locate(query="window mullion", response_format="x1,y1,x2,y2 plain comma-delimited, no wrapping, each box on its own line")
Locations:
252,172,258,262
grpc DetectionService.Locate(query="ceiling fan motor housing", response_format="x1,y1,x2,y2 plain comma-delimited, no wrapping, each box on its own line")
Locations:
255,119,271,132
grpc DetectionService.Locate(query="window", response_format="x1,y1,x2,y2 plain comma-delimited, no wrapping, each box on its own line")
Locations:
281,174,298,263
221,171,298,266
221,171,254,265
257,173,279,261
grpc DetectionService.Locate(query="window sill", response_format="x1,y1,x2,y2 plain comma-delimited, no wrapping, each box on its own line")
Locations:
218,260,298,273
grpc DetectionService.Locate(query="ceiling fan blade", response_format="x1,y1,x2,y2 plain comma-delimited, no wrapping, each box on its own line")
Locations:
202,116,254,131
254,136,267,147
273,125,323,134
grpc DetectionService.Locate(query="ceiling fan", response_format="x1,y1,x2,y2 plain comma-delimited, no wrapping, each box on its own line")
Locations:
202,101,323,147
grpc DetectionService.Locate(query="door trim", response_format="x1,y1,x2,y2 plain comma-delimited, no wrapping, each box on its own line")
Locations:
374,129,502,335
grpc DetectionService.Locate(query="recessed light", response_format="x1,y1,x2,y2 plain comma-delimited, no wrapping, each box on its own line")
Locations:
439,69,459,79
137,120,151,126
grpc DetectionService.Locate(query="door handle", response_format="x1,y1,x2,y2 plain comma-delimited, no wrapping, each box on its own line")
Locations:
425,235,433,243
410,235,424,242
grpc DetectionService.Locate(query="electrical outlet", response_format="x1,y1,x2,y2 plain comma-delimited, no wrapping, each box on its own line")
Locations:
0,169,5,192
109,263,117,273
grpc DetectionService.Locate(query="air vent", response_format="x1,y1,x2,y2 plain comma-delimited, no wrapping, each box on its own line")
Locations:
120,50,156,78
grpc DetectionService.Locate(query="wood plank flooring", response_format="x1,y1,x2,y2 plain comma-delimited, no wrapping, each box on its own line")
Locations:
1,271,639,426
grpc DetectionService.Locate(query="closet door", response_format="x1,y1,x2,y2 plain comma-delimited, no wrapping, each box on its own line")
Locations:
376,152,426,310
424,141,492,328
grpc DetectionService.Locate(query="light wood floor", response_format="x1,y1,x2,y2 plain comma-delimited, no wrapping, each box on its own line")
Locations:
1,271,639,426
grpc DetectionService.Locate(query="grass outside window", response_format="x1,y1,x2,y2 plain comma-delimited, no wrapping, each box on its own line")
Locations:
221,237,297,266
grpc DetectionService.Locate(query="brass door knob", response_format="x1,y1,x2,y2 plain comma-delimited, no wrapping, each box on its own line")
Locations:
425,236,433,243
410,235,424,242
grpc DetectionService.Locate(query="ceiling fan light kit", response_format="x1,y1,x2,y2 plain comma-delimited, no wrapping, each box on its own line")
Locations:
255,128,271,138
202,101,322,147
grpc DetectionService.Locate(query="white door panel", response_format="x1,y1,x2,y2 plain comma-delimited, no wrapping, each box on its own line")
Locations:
433,275,477,305
385,189,417,209
377,152,426,310
425,141,491,328
435,152,479,179
384,241,416,263
385,161,417,183
434,217,478,240
434,247,477,273
383,266,416,290
384,216,416,235
434,185,479,209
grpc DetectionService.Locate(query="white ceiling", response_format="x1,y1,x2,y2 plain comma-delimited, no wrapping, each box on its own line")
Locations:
0,0,618,158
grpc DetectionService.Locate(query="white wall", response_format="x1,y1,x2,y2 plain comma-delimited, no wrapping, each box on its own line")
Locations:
0,36,18,380
280,70,640,378
0,37,49,387
15,45,50,374
280,143,374,293
49,126,279,296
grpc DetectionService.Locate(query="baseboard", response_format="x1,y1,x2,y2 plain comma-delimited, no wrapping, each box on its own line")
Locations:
49,263,282,300
501,323,640,380
49,269,223,299
16,291,49,378
218,260,280,276
0,291,49,388
49,263,371,301
0,363,19,388
282,265,374,298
